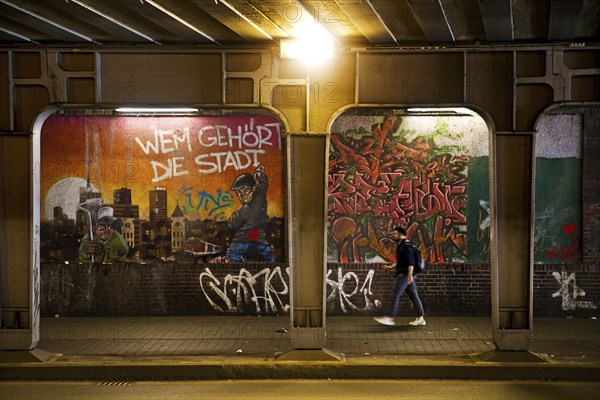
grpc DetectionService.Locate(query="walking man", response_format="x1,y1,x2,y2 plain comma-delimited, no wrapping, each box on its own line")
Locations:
374,226,426,326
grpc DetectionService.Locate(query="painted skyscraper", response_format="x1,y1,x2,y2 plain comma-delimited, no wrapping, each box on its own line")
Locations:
149,187,167,223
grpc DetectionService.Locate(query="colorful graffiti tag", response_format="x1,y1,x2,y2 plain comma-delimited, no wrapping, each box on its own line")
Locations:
328,112,489,263
40,114,285,263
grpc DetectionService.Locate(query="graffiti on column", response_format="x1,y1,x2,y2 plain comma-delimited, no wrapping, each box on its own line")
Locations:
328,112,489,263
552,266,597,310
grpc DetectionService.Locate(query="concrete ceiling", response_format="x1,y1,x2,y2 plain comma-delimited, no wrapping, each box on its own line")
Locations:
0,0,599,48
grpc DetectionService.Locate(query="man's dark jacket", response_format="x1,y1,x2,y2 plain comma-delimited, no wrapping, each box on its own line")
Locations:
395,239,417,276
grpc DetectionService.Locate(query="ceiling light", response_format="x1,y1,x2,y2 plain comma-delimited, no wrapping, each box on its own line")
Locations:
115,107,198,114
280,34,334,64
280,18,335,64
219,0,273,40
0,26,37,43
143,0,219,44
70,0,160,44
407,107,478,116
0,0,98,43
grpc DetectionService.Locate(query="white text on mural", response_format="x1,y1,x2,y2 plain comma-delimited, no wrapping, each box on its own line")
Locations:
134,120,282,182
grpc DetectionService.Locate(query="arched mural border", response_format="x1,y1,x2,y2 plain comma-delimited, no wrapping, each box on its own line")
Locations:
28,104,291,337
326,104,494,263
533,102,600,265
529,102,600,317
323,103,496,317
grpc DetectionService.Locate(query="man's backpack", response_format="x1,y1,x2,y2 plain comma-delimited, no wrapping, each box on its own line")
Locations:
405,241,425,273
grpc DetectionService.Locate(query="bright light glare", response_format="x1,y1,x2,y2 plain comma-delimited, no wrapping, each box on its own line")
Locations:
115,107,198,113
280,23,334,64
280,37,334,63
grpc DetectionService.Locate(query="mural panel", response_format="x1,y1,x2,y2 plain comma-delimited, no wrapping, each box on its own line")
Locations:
534,113,583,263
327,110,490,263
40,113,285,264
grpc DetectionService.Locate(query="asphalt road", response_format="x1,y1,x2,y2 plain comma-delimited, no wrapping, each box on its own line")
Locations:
1,380,599,400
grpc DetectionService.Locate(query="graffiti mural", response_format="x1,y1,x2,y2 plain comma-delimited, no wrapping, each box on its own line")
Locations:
534,114,583,263
40,113,285,264
328,111,489,263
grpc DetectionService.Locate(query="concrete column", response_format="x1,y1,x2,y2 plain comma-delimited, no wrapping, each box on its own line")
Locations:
287,134,329,350
491,133,535,350
0,134,39,350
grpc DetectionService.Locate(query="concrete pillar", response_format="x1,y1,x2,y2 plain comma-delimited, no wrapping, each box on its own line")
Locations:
491,133,535,350
0,134,39,350
287,134,329,350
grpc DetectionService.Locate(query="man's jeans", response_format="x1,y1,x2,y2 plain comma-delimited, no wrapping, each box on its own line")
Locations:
388,273,425,317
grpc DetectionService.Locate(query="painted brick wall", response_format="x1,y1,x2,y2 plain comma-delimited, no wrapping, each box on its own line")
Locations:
533,264,600,317
325,263,492,316
40,262,598,318
327,263,599,318
41,262,290,317
582,108,600,264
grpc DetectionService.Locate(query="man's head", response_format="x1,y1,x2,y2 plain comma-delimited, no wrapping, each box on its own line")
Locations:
95,207,117,240
391,226,407,241
95,224,114,241
231,173,256,204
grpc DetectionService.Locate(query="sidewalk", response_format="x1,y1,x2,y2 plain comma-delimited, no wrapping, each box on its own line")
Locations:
1,316,599,381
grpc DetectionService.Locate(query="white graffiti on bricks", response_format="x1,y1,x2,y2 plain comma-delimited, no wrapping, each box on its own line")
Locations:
199,267,290,313
552,267,597,310
326,268,381,314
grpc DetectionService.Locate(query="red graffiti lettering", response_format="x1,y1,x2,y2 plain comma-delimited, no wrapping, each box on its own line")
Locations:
548,237,582,262
328,115,470,263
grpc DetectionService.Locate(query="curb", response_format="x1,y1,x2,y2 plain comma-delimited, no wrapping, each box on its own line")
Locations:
2,362,599,382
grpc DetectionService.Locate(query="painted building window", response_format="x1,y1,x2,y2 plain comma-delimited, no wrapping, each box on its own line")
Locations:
40,112,285,264
327,109,490,264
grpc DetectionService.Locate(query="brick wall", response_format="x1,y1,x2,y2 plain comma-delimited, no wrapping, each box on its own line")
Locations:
582,108,600,264
41,262,290,317
327,263,599,318
41,262,599,318
533,263,600,318
325,263,493,316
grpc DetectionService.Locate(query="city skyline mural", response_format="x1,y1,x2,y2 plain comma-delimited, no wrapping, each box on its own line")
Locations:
40,113,286,263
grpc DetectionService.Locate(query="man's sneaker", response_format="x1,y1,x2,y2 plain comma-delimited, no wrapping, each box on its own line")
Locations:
408,318,426,326
373,316,395,326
